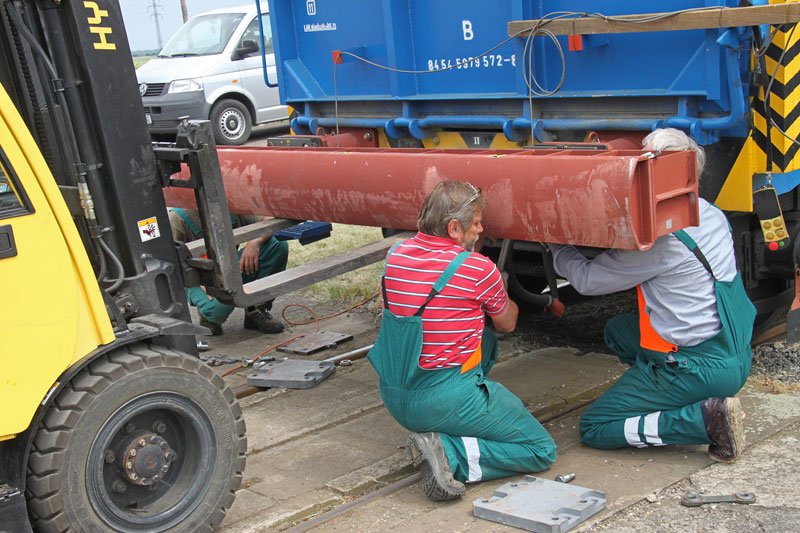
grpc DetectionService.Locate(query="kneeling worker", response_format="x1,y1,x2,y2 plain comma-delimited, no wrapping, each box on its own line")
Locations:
169,208,289,335
550,128,756,462
368,181,557,502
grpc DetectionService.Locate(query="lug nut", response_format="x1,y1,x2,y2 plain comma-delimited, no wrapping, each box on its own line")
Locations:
112,480,128,494
129,449,137,457
104,451,115,463
124,423,136,434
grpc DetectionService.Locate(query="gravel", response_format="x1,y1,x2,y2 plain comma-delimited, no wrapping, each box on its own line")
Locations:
751,341,800,385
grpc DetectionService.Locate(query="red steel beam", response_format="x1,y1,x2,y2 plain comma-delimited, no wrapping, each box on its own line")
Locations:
163,146,698,250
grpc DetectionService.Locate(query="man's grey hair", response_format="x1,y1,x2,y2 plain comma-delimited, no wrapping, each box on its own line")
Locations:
418,181,485,237
643,128,706,175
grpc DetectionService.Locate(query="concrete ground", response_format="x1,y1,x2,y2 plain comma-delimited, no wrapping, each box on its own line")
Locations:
198,298,800,533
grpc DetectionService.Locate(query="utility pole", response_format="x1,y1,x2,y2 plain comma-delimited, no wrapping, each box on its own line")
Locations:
147,0,164,49
180,0,188,23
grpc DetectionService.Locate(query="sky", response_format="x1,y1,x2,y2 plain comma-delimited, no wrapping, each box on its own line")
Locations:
120,0,253,52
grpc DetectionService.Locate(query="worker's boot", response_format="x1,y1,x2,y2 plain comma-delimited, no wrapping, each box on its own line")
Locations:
702,396,745,463
407,432,465,502
199,316,223,336
244,306,284,334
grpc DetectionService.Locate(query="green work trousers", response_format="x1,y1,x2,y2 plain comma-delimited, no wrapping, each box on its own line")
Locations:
580,311,752,449
187,237,288,324
372,325,556,484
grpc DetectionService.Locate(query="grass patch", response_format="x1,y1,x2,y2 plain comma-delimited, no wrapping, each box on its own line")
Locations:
286,224,386,304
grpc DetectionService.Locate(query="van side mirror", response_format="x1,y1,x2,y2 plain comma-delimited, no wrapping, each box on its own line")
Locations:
232,39,259,60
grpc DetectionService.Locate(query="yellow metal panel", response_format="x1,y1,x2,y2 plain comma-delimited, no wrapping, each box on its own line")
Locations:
0,86,114,437
715,137,761,212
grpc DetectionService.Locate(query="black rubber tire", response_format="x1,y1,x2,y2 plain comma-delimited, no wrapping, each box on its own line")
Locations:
210,99,252,145
26,344,246,532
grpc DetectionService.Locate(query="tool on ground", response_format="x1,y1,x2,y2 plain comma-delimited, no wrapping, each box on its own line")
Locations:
680,492,756,507
555,473,576,483
202,355,254,367
196,340,210,352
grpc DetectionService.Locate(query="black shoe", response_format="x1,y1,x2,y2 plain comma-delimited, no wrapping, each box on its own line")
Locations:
199,316,223,336
702,397,745,463
244,307,285,334
407,432,465,502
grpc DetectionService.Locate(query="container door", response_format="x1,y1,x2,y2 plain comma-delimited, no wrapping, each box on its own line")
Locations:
237,13,285,124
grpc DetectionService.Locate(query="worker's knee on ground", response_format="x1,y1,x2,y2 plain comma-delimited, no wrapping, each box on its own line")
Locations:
535,437,558,468
196,296,235,324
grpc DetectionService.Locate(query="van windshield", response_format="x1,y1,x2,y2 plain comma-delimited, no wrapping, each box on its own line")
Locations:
159,13,246,57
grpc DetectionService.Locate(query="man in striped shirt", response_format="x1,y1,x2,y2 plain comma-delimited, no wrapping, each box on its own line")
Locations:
368,181,556,502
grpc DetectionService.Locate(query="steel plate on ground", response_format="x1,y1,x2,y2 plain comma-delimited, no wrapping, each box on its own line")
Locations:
473,476,606,533
247,359,336,389
277,331,353,355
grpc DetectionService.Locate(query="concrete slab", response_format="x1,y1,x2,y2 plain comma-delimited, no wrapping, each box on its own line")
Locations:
308,384,800,533
218,343,625,531
209,297,800,532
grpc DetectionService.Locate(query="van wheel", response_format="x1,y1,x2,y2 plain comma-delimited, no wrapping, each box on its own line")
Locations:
211,99,252,145
26,344,246,532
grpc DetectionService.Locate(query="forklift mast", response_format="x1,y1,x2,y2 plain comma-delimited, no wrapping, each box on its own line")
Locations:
0,0,193,351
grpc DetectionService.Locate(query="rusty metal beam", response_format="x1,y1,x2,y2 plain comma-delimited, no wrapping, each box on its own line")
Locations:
163,146,698,251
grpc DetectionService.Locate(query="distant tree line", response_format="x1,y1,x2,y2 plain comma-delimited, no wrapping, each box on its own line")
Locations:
132,49,161,57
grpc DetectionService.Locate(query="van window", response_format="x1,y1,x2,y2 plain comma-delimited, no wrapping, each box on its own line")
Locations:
160,12,246,57
239,14,273,54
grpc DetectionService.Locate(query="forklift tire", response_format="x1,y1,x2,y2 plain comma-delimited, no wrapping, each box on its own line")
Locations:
25,344,246,532
211,99,252,146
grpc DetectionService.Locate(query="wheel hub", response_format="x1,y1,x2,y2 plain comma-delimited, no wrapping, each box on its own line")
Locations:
120,433,177,486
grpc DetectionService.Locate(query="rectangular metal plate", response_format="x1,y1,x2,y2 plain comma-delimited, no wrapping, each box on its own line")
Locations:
277,331,353,355
473,476,606,533
247,359,336,389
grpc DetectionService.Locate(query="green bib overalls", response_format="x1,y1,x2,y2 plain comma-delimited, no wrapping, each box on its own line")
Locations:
580,230,756,449
368,247,556,483
172,208,288,324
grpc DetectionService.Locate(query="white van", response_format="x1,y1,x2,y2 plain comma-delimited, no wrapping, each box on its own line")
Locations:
136,4,286,145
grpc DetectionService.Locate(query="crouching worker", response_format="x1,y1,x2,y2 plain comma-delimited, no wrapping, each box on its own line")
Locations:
169,208,289,335
550,128,756,462
368,181,556,502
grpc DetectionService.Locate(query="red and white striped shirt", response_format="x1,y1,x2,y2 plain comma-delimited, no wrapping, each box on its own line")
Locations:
383,232,509,369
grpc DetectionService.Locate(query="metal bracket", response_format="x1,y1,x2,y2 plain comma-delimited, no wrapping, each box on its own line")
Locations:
473,476,606,532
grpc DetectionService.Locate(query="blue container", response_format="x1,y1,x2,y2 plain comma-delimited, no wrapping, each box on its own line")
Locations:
266,0,750,143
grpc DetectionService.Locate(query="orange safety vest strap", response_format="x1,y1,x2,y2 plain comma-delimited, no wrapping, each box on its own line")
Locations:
637,286,678,353
461,342,482,374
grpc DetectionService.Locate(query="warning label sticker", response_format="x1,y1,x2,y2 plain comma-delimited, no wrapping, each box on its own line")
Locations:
138,216,160,242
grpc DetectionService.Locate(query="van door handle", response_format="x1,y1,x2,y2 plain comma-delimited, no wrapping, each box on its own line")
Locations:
0,224,17,259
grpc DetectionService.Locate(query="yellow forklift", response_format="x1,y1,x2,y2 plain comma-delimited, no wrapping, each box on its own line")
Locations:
0,0,282,530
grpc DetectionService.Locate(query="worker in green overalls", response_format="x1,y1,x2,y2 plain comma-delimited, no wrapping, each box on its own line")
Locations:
369,181,557,502
168,208,288,335
550,128,756,462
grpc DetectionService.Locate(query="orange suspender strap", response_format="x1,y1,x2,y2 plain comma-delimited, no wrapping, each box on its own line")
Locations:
461,342,482,374
637,285,678,353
